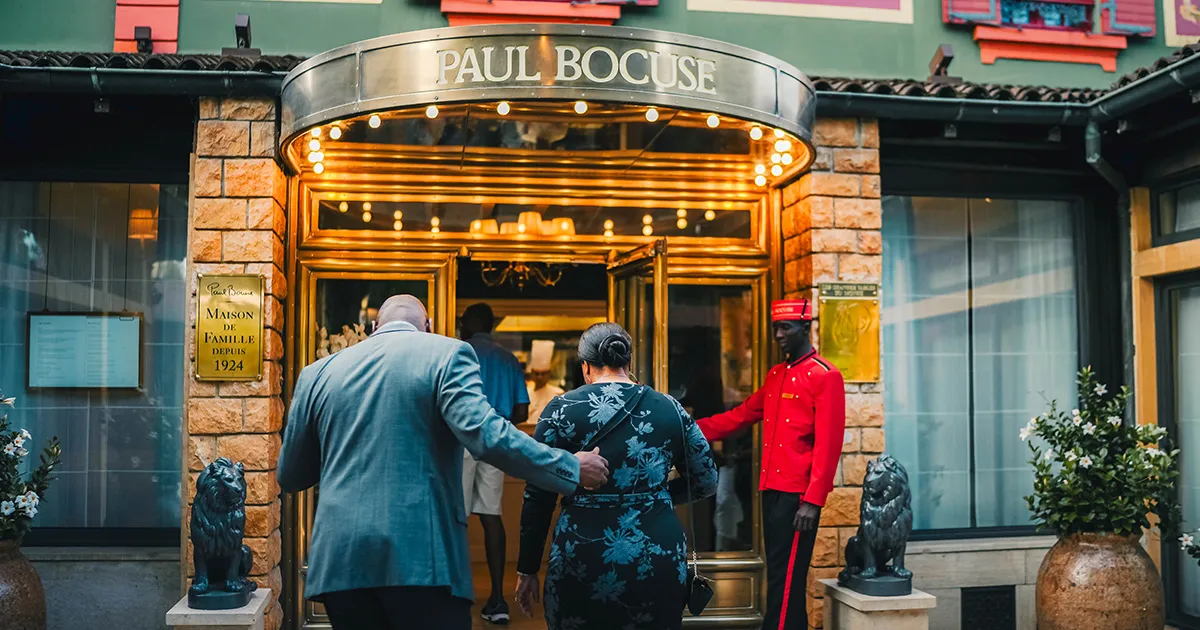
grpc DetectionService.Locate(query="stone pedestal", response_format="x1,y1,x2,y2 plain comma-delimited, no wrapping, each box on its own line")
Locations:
821,579,936,630
167,589,270,630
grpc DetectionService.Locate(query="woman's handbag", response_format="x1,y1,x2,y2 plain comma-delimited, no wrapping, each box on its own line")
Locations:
679,415,714,616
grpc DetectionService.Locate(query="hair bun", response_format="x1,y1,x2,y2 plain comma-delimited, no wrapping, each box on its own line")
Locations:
598,335,632,367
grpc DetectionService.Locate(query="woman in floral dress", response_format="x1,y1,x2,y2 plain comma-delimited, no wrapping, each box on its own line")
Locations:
515,323,718,630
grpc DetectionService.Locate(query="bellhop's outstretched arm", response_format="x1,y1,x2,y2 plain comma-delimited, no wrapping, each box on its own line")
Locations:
696,385,767,442
801,368,846,507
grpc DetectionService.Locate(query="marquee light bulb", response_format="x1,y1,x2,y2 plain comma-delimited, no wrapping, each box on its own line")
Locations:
706,114,720,128
310,128,321,138
393,220,403,231
782,153,794,165
574,101,588,114
705,210,716,221
338,201,348,212
603,219,614,230
755,175,767,187
676,218,688,229
754,164,766,175
775,139,792,153
306,151,320,163
642,225,653,236
309,139,321,152
771,164,783,177
774,128,785,139
645,107,659,122
770,153,782,164
313,162,325,174
431,216,441,227
497,101,511,116
329,126,343,140
393,210,403,220
676,208,687,218
425,105,439,119
368,115,381,128
363,202,372,211
517,223,527,233
750,127,763,140
431,226,440,234
642,214,653,225
362,211,373,222
604,229,614,237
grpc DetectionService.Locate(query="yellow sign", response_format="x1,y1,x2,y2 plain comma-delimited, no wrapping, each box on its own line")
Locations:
196,274,264,381
818,282,880,383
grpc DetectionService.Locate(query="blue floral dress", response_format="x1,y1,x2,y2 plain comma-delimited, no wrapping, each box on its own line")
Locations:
517,383,719,630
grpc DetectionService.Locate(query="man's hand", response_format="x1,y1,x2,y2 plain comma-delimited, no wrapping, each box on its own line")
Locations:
575,447,609,490
515,573,540,617
794,501,821,532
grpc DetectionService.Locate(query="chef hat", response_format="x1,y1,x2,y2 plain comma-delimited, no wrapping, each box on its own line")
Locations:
771,299,813,322
530,340,555,372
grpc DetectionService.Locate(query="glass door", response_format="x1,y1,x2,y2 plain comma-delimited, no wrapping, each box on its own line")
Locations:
1158,274,1200,629
290,251,457,629
607,239,668,391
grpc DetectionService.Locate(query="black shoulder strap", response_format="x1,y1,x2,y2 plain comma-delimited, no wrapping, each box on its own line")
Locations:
580,385,648,453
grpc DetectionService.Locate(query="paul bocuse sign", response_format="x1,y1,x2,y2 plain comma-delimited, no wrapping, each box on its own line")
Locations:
281,24,815,143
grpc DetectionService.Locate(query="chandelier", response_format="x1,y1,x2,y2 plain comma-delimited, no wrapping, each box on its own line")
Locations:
480,261,566,290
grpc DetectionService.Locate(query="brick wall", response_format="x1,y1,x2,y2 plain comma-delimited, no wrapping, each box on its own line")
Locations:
780,117,883,630
185,97,287,630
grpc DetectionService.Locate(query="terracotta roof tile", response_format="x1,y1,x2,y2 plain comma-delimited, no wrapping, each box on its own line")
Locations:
0,50,303,73
1111,43,1200,89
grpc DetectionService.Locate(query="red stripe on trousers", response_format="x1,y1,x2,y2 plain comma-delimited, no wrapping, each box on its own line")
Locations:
777,531,801,630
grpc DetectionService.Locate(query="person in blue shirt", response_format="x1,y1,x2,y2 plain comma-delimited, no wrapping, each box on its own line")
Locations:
460,302,529,624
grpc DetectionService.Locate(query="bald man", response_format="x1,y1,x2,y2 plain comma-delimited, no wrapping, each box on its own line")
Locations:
279,295,609,630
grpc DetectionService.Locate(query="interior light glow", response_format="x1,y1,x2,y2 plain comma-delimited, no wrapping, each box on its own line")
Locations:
750,127,763,140
706,114,720,128
704,210,716,221
425,105,439,119
517,223,527,233
368,115,381,128
645,108,659,123
497,101,511,116
574,101,588,114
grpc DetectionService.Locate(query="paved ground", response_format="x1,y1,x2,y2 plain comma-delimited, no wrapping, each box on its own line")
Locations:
470,562,548,630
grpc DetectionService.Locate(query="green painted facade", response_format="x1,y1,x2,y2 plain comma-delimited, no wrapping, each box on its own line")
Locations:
0,0,1183,88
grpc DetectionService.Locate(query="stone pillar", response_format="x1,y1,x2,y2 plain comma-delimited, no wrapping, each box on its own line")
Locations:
185,97,286,630
780,117,882,630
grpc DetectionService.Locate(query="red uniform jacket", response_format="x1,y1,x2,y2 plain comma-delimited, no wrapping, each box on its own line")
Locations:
697,350,846,507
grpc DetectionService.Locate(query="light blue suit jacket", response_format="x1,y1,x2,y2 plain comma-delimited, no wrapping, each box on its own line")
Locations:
278,321,581,601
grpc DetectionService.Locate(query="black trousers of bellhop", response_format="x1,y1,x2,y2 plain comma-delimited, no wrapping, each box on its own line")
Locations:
321,586,471,630
762,490,819,630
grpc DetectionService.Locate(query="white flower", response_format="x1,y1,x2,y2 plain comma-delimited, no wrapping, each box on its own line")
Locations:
1181,533,1195,548
1061,477,1069,485
1044,449,1056,462
1,397,14,407
2,444,14,456
13,436,25,448
1095,383,1108,396
1083,423,1096,436
23,505,37,519
1020,424,1034,441
1108,416,1122,427
14,495,28,509
17,448,28,458
1080,456,1093,469
1067,451,1078,462
1030,416,1040,427
1146,448,1165,458
23,492,38,507
1072,408,1081,417
0,501,13,516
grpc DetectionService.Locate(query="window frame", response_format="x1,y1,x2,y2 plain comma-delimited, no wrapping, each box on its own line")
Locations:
882,163,1118,540
1154,270,1200,630
2,172,186,548
1150,169,1200,248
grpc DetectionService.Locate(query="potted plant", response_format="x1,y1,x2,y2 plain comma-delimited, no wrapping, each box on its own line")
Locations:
1023,367,1180,630
0,392,62,630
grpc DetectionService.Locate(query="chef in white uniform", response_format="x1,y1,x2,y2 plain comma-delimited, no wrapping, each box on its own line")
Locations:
526,339,564,423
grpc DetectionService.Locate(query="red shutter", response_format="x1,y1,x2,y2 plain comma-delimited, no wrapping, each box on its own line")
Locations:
943,0,1001,26
1100,0,1156,37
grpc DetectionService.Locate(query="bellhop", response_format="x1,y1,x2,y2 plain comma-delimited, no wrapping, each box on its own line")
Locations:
696,298,847,630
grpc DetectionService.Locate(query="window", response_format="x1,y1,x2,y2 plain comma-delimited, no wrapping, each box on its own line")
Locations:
1154,181,1200,245
882,196,1079,533
1158,278,1200,626
0,181,187,544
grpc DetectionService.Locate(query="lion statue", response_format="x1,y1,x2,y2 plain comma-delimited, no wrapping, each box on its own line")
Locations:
189,457,257,608
839,453,914,593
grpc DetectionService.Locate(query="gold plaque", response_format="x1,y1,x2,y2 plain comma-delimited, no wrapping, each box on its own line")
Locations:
818,283,880,383
196,274,264,381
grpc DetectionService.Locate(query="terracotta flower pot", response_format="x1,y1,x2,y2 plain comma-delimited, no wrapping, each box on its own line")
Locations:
1036,532,1163,630
0,538,46,630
